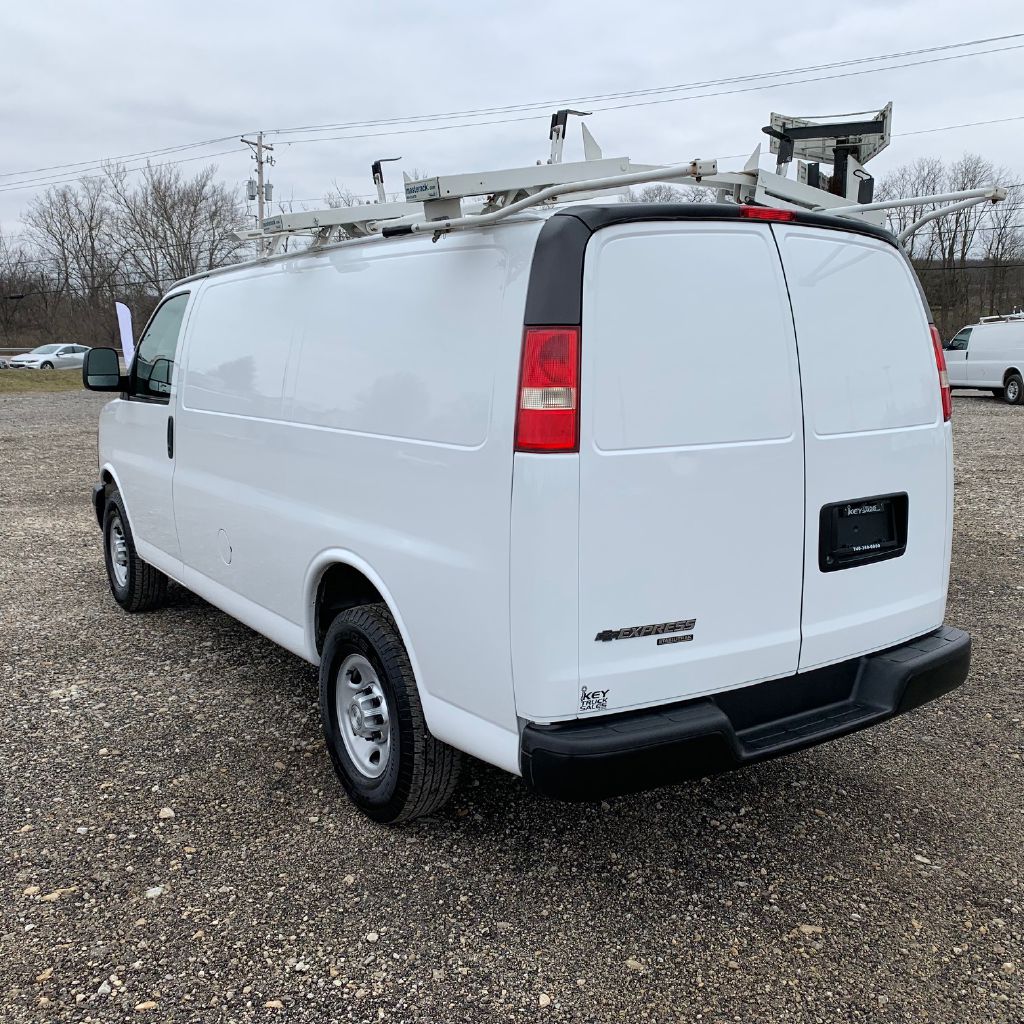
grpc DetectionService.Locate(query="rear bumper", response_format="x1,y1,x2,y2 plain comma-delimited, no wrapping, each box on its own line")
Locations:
520,626,970,802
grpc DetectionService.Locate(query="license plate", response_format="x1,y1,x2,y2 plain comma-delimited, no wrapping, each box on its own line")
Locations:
818,493,908,572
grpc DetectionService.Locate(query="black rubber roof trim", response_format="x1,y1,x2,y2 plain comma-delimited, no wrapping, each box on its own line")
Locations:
524,202,902,327
564,201,899,246
523,214,592,326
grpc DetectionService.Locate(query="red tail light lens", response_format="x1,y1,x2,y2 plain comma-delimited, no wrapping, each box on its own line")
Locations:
515,327,580,452
739,206,796,222
930,324,952,422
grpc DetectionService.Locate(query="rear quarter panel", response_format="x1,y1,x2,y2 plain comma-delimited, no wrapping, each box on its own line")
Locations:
171,222,544,754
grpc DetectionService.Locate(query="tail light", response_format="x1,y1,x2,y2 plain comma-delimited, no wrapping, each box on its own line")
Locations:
930,324,952,422
515,327,580,452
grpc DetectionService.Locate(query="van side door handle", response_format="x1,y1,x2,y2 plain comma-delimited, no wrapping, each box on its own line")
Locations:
167,415,174,459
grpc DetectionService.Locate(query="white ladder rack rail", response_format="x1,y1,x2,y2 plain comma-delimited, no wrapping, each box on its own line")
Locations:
385,164,1006,241
233,199,426,253
823,187,1008,242
385,157,719,238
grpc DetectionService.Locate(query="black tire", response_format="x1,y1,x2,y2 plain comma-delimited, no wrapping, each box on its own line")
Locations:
319,603,461,823
40,361,53,370
102,488,168,612
1004,373,1023,405
991,388,1006,399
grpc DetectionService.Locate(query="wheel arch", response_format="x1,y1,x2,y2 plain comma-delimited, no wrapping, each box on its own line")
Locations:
1003,366,1022,385
98,463,134,525
303,551,423,683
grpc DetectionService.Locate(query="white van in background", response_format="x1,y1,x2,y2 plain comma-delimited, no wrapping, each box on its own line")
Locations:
944,314,1024,403
83,203,971,823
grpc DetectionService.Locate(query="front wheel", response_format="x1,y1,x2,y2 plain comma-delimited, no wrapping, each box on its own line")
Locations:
102,489,168,612
40,361,53,370
1004,373,1023,405
319,604,461,823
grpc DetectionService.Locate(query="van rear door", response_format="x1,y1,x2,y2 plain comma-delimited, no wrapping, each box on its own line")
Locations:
772,224,950,671
574,221,806,717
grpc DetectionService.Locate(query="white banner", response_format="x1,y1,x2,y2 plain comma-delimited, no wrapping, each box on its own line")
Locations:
115,302,135,366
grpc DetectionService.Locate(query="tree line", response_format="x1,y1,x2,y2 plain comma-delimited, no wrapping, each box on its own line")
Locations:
0,163,248,350
2,152,1020,350
630,153,1024,338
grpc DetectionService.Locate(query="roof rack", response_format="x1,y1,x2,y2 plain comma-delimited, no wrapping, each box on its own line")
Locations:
233,103,1006,251
979,309,1024,322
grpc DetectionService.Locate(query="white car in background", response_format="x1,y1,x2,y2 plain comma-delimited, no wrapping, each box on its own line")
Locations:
8,344,91,370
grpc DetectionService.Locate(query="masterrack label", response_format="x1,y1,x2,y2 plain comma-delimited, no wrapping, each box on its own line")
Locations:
404,178,441,201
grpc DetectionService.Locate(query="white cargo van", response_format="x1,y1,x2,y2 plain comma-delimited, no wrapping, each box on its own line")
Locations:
944,316,1024,403
84,203,970,822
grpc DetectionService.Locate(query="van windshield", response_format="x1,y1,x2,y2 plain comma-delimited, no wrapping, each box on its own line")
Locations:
946,329,971,351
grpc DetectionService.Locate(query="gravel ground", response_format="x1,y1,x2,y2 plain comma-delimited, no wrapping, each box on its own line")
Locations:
1,390,1021,1023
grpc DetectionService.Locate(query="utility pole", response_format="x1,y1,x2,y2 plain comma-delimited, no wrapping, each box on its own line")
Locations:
241,131,275,252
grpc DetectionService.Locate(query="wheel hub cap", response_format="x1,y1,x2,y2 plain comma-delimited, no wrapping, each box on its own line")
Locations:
335,653,391,779
109,517,129,588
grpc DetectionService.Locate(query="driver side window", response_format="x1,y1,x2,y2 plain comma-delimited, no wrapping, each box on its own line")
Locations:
948,328,971,351
130,293,190,402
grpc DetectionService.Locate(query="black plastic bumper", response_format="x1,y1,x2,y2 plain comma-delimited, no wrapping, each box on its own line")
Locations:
520,626,971,802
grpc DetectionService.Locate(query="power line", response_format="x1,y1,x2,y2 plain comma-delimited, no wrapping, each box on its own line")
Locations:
270,43,1024,150
901,115,1024,137
0,134,241,182
3,33,1023,195
262,33,1024,137
0,147,242,195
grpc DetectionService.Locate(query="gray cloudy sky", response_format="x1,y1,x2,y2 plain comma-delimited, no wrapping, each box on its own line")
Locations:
2,0,1024,232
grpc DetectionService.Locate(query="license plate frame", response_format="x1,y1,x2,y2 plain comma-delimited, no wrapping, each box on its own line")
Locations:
818,492,908,573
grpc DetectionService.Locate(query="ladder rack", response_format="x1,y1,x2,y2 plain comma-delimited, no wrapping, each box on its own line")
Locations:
979,310,1024,322
233,103,1006,251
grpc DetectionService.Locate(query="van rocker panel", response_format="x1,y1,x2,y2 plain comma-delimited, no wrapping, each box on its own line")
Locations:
520,626,969,801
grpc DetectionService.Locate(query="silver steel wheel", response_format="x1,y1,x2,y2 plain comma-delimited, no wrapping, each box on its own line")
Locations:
336,653,391,779
109,516,129,588
1007,379,1020,403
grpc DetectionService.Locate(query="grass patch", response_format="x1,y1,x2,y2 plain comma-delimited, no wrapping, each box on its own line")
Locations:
0,369,85,394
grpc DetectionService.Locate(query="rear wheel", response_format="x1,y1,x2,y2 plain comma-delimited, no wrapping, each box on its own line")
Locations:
1004,373,1023,405
102,489,168,612
319,603,461,823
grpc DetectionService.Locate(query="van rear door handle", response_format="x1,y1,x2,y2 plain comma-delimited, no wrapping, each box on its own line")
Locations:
167,416,174,459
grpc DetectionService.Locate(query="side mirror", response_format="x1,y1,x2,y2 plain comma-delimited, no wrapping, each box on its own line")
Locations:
82,347,125,392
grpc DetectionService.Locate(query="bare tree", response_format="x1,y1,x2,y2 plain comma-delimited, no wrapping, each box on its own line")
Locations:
9,163,248,348
874,157,945,262
323,180,365,209
980,179,1024,316
622,182,713,203
107,162,247,293
24,176,119,299
23,176,121,342
877,153,1022,334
